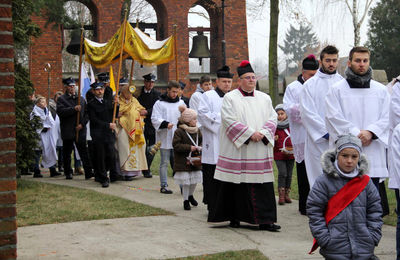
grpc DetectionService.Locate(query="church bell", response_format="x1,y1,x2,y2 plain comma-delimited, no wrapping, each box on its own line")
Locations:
189,31,211,65
66,29,84,56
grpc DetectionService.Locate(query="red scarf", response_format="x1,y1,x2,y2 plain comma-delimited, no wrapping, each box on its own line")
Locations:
309,174,370,254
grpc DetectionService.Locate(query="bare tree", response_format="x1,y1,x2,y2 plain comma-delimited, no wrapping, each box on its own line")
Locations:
318,0,374,46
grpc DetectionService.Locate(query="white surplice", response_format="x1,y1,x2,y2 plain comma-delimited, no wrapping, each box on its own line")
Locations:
197,89,223,164
325,78,390,179
214,89,277,184
389,124,400,189
300,70,343,187
388,81,400,188
283,79,306,163
189,91,204,112
151,99,185,149
30,105,58,168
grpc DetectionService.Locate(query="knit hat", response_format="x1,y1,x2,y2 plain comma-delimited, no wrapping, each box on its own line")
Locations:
217,65,234,78
275,104,285,112
179,105,197,124
237,60,254,77
302,54,319,70
335,134,362,154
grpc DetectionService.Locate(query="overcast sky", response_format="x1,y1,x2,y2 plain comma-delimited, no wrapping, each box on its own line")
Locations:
247,0,377,68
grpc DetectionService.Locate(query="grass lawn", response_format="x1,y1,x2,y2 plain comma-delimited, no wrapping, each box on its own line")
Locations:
17,179,172,227
151,152,397,226
166,249,269,260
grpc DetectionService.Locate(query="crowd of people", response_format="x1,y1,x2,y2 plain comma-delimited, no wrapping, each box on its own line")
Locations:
28,45,400,259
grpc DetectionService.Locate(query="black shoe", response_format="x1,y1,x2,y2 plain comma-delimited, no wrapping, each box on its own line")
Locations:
33,169,42,178
160,187,173,194
110,176,119,182
124,176,134,181
259,223,281,232
188,195,198,206
65,174,73,180
142,171,152,178
50,168,61,177
85,173,94,180
229,220,240,228
183,200,191,210
101,181,109,188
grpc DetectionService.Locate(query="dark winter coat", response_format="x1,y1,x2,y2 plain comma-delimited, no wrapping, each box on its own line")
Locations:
172,125,202,172
307,150,382,260
87,97,115,143
56,92,88,141
273,127,294,160
137,87,160,139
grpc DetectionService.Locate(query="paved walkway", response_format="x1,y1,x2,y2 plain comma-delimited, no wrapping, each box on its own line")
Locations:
18,173,396,260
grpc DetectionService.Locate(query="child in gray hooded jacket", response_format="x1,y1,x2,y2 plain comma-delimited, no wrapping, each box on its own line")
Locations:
307,134,382,260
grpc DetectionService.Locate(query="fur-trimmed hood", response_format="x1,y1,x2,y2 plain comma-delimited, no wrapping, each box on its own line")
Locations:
321,149,369,178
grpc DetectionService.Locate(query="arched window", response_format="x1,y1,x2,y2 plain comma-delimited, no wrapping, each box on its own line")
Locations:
62,1,94,76
188,5,211,73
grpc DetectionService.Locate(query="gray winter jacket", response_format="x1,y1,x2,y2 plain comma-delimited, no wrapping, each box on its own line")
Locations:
307,150,382,260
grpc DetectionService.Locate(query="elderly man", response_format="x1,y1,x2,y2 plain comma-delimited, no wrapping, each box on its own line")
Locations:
57,77,93,180
197,66,233,211
208,61,279,232
138,73,160,178
283,55,318,215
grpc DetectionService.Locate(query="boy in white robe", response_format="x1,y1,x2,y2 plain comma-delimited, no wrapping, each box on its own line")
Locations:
283,54,318,215
300,45,343,188
208,60,280,232
189,75,212,113
151,80,185,194
197,66,233,210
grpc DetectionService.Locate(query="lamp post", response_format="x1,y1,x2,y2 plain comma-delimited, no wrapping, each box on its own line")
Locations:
44,63,51,105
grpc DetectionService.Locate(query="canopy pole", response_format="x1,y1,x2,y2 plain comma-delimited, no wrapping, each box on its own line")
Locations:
113,8,128,123
173,24,178,81
129,59,135,87
76,24,84,143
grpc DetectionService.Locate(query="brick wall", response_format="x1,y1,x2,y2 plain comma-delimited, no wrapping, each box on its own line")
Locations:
0,0,17,259
30,0,248,97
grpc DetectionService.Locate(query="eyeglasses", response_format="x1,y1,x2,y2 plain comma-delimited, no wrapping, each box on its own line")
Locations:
240,76,256,80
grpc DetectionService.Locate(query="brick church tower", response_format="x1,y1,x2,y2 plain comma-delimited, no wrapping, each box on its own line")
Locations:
30,0,249,97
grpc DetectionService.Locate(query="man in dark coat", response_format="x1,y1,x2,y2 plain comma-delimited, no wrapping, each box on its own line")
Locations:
137,73,160,178
56,77,93,180
87,82,118,188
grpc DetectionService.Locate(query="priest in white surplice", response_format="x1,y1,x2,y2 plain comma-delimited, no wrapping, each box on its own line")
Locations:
208,60,280,232
283,54,318,215
197,66,233,211
300,45,343,188
325,46,390,184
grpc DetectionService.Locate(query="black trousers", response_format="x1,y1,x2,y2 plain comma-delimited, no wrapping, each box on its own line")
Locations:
202,164,218,210
296,161,309,215
143,133,156,174
92,140,118,183
62,139,92,177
